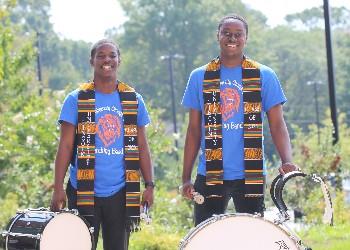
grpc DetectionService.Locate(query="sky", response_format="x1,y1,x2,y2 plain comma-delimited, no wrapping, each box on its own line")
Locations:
49,0,350,43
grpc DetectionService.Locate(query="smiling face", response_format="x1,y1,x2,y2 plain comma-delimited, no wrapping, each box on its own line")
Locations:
90,42,120,82
217,18,247,60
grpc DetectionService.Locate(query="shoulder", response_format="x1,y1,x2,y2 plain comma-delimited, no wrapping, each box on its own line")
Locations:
135,92,145,102
118,81,135,92
118,81,144,102
254,62,279,83
187,65,207,84
190,65,207,77
258,63,276,75
79,82,94,91
64,88,80,101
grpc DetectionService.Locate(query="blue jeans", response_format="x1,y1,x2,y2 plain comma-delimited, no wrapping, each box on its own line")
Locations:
193,175,265,226
66,181,129,250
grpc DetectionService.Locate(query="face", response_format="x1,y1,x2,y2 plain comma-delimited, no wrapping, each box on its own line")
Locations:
217,19,247,58
90,43,120,81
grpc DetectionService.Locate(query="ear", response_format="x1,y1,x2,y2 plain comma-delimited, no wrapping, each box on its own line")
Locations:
90,58,94,66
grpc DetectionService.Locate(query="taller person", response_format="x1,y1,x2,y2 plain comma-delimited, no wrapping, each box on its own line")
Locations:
51,39,154,250
181,14,298,226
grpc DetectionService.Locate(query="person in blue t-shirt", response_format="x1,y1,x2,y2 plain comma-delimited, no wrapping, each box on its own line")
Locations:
181,14,299,226
50,39,154,250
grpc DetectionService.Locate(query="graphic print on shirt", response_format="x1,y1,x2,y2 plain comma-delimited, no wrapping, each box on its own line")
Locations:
220,79,243,122
221,87,240,121
97,113,121,147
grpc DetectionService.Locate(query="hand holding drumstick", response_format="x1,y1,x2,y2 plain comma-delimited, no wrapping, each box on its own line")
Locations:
180,181,204,204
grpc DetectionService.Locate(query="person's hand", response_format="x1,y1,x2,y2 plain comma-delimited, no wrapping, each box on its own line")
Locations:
278,162,300,175
181,181,195,200
50,188,66,212
142,186,154,208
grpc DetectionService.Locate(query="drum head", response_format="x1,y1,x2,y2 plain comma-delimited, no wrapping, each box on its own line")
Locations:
40,213,92,250
181,214,298,250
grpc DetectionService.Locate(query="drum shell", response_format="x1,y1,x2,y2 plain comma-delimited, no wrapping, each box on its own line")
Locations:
4,211,51,250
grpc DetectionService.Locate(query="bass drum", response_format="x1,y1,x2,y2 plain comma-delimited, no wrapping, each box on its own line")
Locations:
180,213,301,250
2,209,93,250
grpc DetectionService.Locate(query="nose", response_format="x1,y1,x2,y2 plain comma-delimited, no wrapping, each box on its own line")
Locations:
228,34,236,42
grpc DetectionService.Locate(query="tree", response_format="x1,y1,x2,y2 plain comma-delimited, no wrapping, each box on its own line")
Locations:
8,0,92,90
112,0,267,119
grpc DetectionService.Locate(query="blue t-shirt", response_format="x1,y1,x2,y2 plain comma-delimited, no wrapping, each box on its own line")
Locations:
59,89,150,197
182,63,286,180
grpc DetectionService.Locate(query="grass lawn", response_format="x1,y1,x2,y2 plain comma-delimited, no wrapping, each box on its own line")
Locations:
299,223,350,250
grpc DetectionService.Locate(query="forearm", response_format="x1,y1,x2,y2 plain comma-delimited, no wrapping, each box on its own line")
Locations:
139,149,153,183
138,127,153,183
54,144,73,190
54,122,76,191
182,127,201,183
270,120,292,163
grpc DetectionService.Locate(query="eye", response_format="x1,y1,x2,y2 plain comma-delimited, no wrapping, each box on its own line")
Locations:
234,32,243,38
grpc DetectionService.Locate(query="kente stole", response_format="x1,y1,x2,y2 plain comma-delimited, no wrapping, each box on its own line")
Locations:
77,81,141,232
203,57,264,199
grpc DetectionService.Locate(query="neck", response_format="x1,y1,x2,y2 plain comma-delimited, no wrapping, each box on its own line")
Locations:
93,78,117,93
220,53,243,67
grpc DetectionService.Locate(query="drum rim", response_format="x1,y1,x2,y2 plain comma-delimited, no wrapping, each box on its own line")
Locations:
179,213,300,249
5,213,24,250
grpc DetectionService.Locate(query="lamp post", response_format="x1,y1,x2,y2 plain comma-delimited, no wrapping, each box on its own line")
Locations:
36,32,43,96
160,54,184,153
307,81,323,144
323,0,338,145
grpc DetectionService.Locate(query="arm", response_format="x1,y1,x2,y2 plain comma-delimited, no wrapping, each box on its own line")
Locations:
182,109,202,199
50,122,76,211
267,104,298,175
138,126,154,207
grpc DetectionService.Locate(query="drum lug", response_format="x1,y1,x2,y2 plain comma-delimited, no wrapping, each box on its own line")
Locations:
253,212,262,217
1,231,9,237
274,211,290,225
89,227,95,234
212,214,220,221
71,209,79,215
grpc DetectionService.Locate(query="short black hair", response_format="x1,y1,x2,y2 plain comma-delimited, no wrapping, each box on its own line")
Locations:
217,14,248,38
90,39,121,62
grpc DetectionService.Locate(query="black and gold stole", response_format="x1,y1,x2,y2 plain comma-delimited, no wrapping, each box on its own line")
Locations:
203,57,264,201
77,81,141,232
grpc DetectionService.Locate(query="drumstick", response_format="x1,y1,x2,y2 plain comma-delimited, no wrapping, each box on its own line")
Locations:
192,191,205,204
179,184,205,204
140,202,152,224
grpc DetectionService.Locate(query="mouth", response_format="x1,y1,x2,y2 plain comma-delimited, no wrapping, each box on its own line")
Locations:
102,65,113,71
226,44,237,48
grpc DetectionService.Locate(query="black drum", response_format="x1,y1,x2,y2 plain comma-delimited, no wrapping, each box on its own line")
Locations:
2,208,93,250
